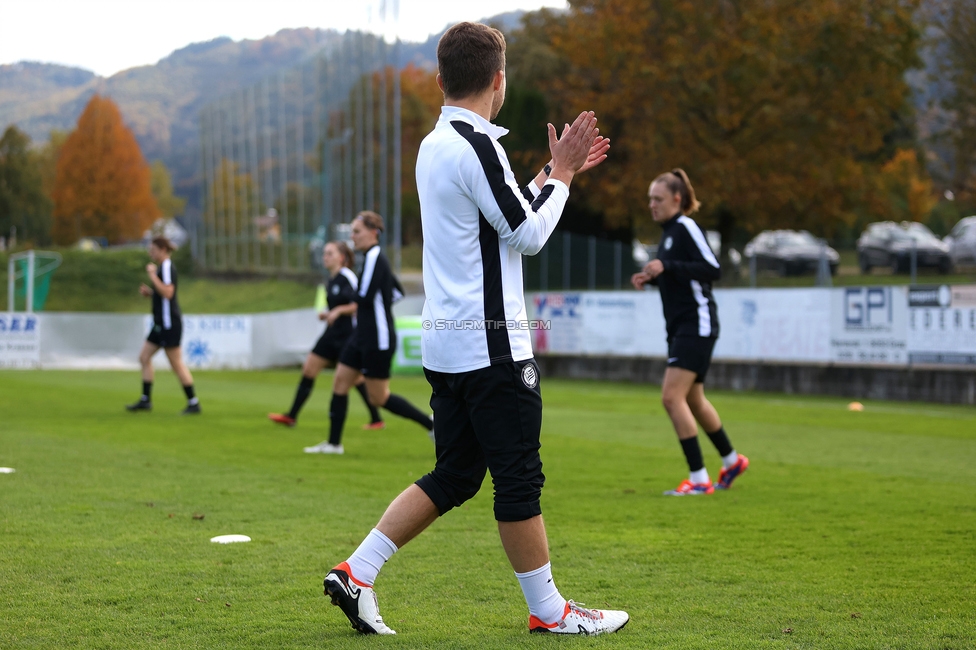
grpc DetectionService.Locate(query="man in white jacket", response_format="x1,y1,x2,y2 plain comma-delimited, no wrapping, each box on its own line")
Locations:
321,21,627,637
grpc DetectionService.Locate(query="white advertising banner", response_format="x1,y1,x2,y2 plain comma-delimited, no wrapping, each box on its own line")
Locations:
528,289,833,363
907,285,976,365
6,284,972,371
828,286,908,365
714,288,832,362
0,313,41,368
146,314,252,369
529,292,666,357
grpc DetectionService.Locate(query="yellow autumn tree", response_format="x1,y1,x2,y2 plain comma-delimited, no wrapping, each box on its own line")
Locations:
51,95,159,244
874,149,937,223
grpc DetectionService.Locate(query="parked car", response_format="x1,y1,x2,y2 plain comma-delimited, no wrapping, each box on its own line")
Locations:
743,230,839,276
857,221,952,274
944,215,976,267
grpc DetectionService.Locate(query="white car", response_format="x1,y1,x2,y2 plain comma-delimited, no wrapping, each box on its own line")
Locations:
944,216,976,267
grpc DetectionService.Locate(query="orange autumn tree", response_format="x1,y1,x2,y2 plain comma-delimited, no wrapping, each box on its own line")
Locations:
544,0,920,239
52,95,159,244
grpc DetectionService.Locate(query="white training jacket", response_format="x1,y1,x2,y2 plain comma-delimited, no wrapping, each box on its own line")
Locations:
417,106,569,373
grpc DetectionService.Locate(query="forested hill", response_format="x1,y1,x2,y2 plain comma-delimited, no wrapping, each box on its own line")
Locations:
0,11,527,214
1,29,352,202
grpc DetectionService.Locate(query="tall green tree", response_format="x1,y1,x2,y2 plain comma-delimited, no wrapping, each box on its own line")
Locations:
545,0,921,240
0,125,52,245
150,160,186,219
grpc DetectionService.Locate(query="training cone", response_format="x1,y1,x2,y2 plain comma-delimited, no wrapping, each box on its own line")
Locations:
848,402,864,412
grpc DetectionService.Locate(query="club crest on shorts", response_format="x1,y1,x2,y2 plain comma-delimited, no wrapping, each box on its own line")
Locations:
521,363,538,389
664,236,673,250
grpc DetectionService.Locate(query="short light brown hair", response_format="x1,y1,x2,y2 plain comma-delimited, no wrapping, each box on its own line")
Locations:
652,168,701,215
151,236,176,252
437,22,506,100
354,210,385,233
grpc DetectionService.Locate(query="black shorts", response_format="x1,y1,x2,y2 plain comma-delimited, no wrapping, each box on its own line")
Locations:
416,359,545,523
311,330,348,363
337,338,395,380
667,336,716,383
147,323,182,349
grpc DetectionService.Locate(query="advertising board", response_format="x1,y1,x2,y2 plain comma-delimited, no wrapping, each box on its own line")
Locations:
828,286,908,365
147,315,252,369
0,313,41,368
907,285,976,365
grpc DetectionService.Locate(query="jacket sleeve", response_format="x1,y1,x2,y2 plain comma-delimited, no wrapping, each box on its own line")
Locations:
456,131,568,256
336,276,357,305
663,219,722,282
391,274,405,303
356,248,385,305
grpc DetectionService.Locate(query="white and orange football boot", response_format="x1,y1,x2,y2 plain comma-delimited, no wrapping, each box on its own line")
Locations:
529,600,629,635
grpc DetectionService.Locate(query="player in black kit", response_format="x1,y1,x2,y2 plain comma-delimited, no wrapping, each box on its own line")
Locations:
126,237,201,415
268,240,383,429
631,170,748,495
302,211,433,455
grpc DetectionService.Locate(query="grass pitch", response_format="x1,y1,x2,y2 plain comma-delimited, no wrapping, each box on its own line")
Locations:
1,370,974,649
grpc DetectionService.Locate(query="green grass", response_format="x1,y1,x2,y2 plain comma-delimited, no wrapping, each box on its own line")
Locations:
1,371,974,648
1,249,321,313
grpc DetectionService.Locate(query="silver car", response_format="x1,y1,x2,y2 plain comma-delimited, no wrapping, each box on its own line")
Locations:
744,230,839,277
945,216,976,267
857,221,952,274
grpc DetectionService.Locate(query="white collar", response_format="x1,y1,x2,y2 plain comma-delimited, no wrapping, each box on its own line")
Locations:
439,105,509,140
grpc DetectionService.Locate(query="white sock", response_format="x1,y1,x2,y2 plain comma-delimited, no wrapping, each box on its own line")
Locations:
346,528,398,586
721,450,739,469
515,562,566,624
188,397,199,406
690,467,710,485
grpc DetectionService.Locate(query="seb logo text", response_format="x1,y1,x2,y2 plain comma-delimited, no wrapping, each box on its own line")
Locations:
844,287,893,330
0,315,38,332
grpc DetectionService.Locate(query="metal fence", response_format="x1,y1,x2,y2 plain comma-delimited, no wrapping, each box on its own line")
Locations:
523,231,635,292
195,30,402,273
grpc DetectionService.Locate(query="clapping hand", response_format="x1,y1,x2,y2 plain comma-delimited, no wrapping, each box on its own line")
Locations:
548,111,600,182
557,122,609,174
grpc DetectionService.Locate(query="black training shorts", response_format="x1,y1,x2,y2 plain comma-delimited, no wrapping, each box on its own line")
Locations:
147,323,182,349
416,359,545,523
337,338,395,380
311,330,347,363
667,336,717,383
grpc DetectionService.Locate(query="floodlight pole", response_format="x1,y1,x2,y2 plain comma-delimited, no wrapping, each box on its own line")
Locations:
393,34,402,274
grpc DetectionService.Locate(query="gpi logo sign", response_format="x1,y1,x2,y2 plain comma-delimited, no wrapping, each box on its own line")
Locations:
844,287,893,330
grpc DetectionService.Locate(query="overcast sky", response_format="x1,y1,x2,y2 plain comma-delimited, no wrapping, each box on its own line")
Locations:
0,0,567,77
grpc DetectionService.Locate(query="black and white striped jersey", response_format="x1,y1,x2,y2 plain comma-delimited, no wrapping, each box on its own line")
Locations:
353,245,402,352
151,258,181,330
416,106,570,373
325,267,359,339
651,214,721,340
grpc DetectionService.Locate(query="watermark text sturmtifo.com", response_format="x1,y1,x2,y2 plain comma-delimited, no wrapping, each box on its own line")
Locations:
422,319,551,331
